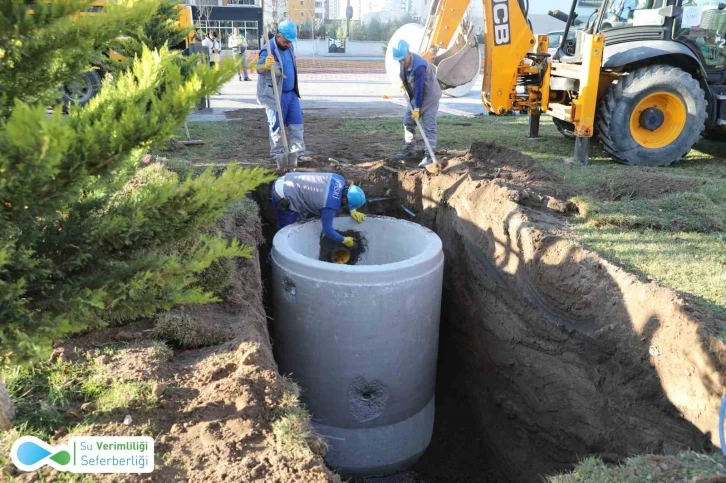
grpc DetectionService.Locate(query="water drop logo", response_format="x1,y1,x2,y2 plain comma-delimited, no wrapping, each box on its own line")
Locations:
10,436,71,472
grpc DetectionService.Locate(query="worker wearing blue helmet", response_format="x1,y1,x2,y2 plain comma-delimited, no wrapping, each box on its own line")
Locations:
256,20,309,162
392,39,442,167
271,172,367,248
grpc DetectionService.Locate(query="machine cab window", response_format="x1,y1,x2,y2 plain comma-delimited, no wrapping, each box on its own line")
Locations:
600,0,669,30
675,1,726,70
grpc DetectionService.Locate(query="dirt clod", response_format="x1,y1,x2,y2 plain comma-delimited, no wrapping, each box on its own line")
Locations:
546,196,570,214
49,347,67,363
80,402,95,413
115,330,137,342
153,383,168,397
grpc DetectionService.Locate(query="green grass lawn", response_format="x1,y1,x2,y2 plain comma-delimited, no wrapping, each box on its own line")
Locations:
549,452,726,482
342,116,726,320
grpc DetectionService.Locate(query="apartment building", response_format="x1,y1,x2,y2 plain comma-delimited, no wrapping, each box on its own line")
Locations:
288,0,322,22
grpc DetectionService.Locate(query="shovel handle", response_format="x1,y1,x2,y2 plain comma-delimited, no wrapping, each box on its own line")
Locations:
266,36,291,154
403,94,438,165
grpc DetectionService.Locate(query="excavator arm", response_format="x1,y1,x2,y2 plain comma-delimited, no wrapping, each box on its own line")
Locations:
418,0,537,113
481,0,537,114
418,0,479,89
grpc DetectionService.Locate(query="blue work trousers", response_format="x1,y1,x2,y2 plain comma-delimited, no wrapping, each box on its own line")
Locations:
271,185,299,229
266,91,305,157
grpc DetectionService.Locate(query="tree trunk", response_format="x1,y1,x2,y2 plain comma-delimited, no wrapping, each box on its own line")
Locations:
0,377,15,431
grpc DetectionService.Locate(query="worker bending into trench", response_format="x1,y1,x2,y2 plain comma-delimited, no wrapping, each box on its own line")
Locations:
271,172,367,248
392,39,442,167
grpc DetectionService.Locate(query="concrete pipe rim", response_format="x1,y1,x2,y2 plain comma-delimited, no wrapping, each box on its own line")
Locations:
271,215,444,283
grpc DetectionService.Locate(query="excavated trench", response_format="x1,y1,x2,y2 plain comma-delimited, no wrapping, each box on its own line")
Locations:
253,146,725,482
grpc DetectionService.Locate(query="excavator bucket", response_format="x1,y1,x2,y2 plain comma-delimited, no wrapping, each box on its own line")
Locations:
431,23,479,89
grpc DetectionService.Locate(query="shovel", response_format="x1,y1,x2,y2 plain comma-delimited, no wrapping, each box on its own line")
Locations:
402,92,438,168
179,122,205,146
266,36,297,169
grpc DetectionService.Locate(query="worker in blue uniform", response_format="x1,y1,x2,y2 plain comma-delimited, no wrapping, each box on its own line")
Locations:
392,39,442,167
256,20,308,162
271,172,367,248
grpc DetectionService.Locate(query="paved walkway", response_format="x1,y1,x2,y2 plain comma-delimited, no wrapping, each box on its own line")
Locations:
188,75,487,122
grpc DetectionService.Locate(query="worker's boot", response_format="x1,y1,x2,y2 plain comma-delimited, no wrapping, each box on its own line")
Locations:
395,146,416,159
418,156,433,167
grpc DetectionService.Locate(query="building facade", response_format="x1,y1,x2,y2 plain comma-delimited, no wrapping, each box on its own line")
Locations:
184,0,263,49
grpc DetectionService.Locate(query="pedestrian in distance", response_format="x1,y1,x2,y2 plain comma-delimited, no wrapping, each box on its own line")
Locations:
229,28,251,81
256,20,310,162
201,30,221,68
392,39,442,167
270,172,367,248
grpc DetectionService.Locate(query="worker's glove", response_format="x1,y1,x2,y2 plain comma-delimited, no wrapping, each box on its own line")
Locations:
342,236,356,248
264,55,275,69
398,82,405,92
412,108,421,121
350,209,366,224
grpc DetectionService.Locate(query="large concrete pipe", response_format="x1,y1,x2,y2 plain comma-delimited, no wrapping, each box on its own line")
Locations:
271,216,444,477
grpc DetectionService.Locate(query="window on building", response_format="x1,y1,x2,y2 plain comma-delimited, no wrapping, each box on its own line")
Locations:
315,12,323,18
227,0,259,5
315,1,322,7
195,20,259,50
300,10,304,16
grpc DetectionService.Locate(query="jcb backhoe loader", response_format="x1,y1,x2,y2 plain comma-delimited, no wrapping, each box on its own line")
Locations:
419,0,726,166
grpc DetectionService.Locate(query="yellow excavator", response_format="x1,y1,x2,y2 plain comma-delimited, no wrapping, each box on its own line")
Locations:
61,1,195,107
418,0,726,166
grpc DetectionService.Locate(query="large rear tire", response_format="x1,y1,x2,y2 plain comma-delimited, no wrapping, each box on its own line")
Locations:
62,69,102,107
596,65,706,166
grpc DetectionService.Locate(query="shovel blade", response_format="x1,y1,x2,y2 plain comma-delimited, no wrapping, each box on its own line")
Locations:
274,152,298,170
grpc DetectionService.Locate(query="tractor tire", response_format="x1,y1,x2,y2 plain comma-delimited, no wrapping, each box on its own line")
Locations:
552,117,576,139
62,69,102,107
596,65,706,166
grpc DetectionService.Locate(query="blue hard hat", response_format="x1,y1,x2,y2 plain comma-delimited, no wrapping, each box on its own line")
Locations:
346,185,366,210
392,39,410,61
278,20,297,41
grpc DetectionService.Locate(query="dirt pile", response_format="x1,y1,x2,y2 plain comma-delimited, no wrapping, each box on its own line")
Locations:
269,143,726,482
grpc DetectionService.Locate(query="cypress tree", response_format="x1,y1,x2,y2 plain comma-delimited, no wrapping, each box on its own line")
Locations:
0,0,272,428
